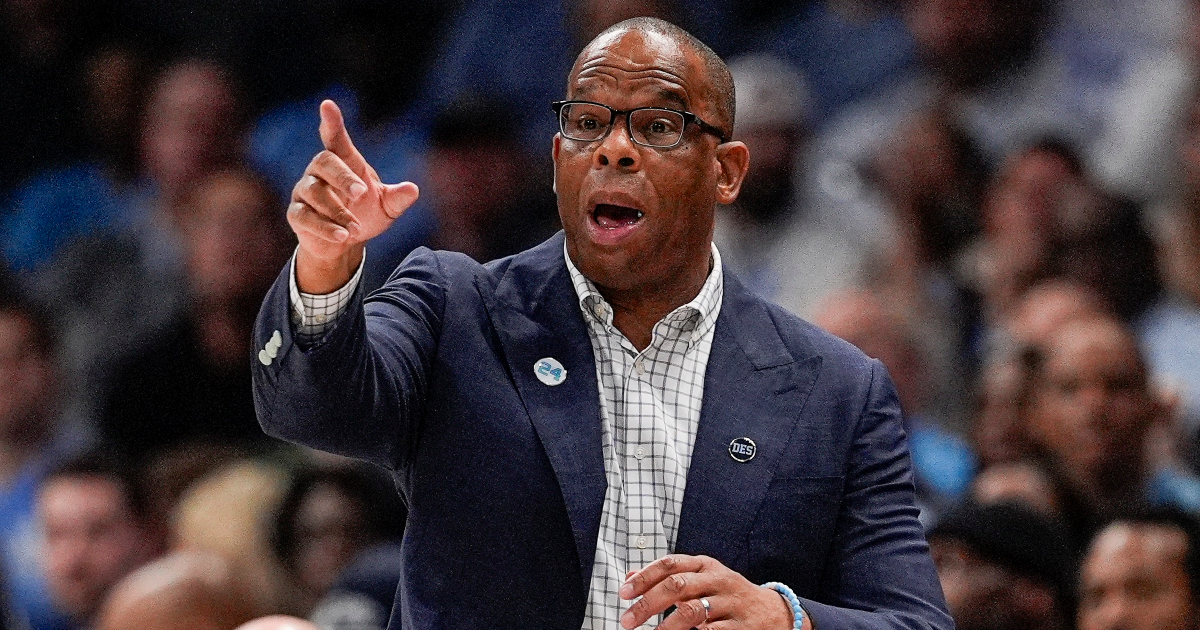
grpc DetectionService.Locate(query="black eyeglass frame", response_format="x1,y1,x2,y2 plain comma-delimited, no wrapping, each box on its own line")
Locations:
551,100,728,148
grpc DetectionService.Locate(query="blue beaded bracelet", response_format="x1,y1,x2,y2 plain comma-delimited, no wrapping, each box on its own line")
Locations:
762,582,806,629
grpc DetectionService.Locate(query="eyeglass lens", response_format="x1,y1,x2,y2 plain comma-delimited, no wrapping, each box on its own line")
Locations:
559,103,686,147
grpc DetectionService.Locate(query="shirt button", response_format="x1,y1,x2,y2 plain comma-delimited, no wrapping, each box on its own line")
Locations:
635,446,646,460
635,358,646,375
636,536,647,549
315,314,328,324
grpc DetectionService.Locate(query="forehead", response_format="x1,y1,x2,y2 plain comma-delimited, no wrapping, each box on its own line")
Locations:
1045,321,1141,376
568,28,707,110
1085,523,1189,580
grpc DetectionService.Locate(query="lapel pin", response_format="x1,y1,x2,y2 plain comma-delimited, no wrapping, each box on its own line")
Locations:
534,357,567,386
729,437,757,463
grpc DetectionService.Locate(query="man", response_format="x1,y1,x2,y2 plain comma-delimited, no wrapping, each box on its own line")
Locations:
929,502,1077,630
1078,510,1200,630
1025,315,1200,520
37,451,158,630
254,18,951,630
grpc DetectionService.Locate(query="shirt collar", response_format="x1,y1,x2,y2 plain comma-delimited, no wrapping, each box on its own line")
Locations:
563,241,724,349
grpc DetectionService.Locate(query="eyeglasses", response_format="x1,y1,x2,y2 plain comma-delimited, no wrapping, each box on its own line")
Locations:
551,100,727,148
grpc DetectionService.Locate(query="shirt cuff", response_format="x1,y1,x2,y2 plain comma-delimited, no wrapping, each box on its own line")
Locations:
288,247,366,346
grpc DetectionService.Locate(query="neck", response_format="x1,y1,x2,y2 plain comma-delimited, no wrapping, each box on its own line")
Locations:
601,254,712,351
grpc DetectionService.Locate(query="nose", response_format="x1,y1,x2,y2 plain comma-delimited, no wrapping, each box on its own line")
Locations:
592,115,641,171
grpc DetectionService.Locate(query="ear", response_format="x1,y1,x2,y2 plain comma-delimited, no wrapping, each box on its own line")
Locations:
552,134,562,194
713,140,750,205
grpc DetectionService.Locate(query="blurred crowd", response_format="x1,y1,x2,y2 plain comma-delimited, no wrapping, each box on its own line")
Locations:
4,0,1200,628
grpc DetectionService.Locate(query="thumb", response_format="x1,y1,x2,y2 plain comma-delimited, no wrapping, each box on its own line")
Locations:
381,182,420,220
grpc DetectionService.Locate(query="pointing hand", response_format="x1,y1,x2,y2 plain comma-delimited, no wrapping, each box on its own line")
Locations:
287,100,420,293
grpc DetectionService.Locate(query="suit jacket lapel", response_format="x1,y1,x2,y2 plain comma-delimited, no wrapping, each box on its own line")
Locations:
480,234,607,598
675,273,822,571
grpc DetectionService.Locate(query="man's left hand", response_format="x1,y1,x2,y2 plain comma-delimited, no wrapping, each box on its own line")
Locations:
619,554,801,629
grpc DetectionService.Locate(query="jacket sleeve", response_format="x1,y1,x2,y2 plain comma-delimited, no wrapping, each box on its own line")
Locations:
800,360,955,630
252,247,448,471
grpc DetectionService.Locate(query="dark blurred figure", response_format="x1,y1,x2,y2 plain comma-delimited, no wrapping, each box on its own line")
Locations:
423,97,559,263
1,43,149,274
101,169,290,464
271,467,403,615
1078,510,1200,630
714,54,874,320
95,551,263,630
15,57,246,431
0,0,101,198
0,280,88,630
1026,315,1200,529
929,502,1077,630
308,542,402,630
814,288,975,522
36,451,159,630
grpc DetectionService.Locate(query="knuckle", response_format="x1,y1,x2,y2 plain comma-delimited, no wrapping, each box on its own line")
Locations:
678,600,703,619
667,574,688,594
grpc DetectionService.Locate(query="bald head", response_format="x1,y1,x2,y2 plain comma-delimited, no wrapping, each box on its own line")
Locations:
235,616,323,630
576,17,735,139
97,552,263,630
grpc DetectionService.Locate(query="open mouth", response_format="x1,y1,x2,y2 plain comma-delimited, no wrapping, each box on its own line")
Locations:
592,203,645,229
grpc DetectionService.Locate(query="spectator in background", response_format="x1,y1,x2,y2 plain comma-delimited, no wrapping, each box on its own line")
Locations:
95,551,262,630
1026,315,1200,532
37,451,159,630
421,97,559,264
714,54,874,320
270,467,404,615
929,502,1078,630
1,43,149,274
814,288,975,522
971,356,1035,469
101,168,289,464
0,281,88,630
1078,509,1200,630
1140,93,1200,451
17,56,246,430
172,460,293,616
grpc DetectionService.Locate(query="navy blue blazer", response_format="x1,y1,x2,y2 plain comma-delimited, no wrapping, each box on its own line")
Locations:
253,233,952,630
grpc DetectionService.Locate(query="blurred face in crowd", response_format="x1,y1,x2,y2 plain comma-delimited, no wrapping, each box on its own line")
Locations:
291,482,370,599
179,171,288,306
1079,522,1198,630
552,27,747,299
904,0,1042,88
40,475,151,625
1027,318,1160,495
140,61,239,202
0,312,53,441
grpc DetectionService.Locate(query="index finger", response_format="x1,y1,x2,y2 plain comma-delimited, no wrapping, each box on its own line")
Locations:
318,100,373,180
620,554,709,599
